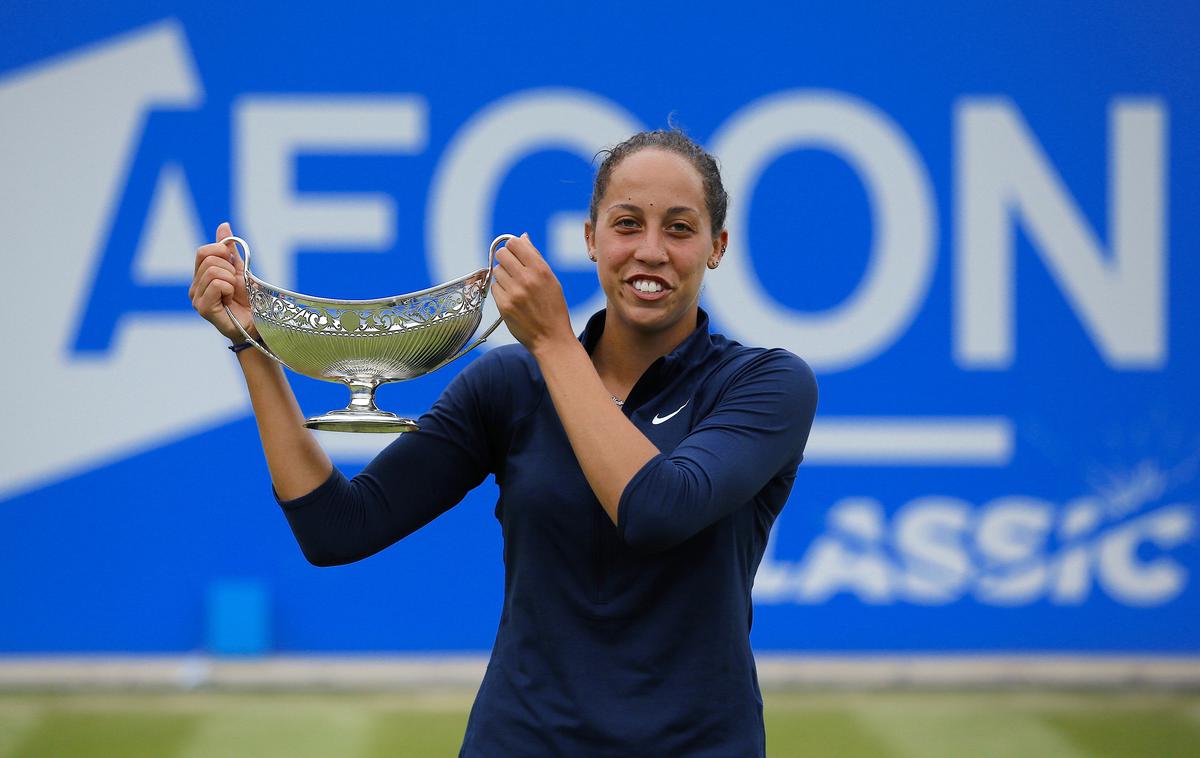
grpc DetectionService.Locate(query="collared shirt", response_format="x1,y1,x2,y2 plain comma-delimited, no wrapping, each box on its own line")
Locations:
279,309,817,757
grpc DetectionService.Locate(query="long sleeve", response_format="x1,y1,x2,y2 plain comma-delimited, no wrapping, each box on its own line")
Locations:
276,349,511,566
616,350,817,553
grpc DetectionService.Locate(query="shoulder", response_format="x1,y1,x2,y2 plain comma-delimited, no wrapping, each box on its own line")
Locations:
696,339,819,439
458,343,540,386
689,338,818,456
708,336,818,403
444,343,543,413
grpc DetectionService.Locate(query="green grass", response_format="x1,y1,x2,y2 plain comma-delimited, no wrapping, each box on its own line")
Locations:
0,691,1197,757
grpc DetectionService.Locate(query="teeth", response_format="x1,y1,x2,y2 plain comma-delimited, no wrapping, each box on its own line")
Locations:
633,279,664,293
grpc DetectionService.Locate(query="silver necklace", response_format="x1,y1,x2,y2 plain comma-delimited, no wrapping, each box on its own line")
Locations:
611,394,625,408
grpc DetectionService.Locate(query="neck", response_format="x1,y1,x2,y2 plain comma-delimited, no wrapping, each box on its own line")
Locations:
592,307,698,397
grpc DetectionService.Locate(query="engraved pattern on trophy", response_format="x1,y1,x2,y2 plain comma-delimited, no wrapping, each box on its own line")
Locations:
222,234,513,433
248,278,486,337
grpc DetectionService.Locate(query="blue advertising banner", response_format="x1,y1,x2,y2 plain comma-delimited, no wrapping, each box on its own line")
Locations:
1,1,1197,653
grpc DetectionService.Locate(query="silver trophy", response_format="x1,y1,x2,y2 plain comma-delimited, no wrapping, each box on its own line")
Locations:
221,234,514,433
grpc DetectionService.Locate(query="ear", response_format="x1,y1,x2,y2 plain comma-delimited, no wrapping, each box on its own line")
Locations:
708,229,729,269
584,220,597,262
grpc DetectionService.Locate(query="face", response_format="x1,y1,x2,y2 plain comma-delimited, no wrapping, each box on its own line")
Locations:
585,149,727,342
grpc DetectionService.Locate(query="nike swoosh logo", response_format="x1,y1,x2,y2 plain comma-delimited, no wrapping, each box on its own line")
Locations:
652,400,689,425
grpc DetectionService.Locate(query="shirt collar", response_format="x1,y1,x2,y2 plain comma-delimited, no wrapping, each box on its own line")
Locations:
579,308,716,387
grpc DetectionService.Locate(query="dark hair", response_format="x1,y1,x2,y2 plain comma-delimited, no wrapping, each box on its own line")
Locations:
589,129,728,239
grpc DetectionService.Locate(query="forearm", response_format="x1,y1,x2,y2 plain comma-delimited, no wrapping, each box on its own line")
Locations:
532,337,659,524
617,352,818,552
236,348,333,500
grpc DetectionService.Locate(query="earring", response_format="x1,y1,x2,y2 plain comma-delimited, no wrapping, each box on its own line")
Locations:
709,244,725,270
588,252,597,262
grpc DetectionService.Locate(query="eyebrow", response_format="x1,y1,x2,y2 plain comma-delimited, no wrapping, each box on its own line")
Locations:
606,203,700,216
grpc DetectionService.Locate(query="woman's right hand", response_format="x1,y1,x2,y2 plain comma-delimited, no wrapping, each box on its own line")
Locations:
190,221,257,342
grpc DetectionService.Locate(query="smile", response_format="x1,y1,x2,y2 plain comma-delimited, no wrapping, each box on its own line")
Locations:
626,276,671,300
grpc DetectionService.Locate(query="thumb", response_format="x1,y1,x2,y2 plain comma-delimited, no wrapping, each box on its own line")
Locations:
215,222,242,271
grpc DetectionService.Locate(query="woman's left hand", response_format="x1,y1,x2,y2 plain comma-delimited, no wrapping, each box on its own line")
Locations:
491,234,576,355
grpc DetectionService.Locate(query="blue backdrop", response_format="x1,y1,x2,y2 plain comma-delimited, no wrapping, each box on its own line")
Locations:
1,1,1197,653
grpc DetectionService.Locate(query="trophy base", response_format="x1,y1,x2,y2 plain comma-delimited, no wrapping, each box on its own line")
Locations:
304,409,419,433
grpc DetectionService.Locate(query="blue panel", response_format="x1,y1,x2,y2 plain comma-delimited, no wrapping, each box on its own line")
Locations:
0,1,1196,653
207,580,270,656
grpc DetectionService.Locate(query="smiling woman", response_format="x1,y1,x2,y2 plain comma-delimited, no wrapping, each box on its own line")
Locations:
586,148,727,349
190,128,818,757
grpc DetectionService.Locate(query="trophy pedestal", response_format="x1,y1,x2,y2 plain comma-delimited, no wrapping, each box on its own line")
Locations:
305,409,419,433
304,381,419,433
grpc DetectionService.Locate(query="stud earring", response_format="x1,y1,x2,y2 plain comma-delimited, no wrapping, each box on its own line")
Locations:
588,251,597,262
707,259,719,270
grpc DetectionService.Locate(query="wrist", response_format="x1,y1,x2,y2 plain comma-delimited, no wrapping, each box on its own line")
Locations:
224,324,259,343
228,331,267,355
529,331,584,363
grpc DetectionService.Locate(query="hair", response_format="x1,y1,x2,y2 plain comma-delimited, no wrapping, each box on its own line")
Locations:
588,129,728,239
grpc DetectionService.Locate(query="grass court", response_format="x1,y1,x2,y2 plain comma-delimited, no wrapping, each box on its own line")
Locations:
1,690,1198,756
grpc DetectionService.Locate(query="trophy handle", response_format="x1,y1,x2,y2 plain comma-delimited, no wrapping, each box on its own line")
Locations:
218,234,254,275
216,235,288,366
427,233,515,372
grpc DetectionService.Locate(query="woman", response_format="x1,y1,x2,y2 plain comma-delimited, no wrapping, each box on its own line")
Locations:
190,129,817,756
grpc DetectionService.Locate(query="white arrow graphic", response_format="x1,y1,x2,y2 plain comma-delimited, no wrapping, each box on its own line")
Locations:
0,21,247,500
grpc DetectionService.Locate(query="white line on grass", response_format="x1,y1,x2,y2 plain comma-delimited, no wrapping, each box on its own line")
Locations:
853,699,1089,758
179,702,372,758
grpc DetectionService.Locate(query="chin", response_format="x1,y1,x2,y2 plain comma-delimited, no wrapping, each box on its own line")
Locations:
613,303,688,334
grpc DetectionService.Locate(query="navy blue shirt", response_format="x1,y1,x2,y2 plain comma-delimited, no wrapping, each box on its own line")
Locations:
278,309,817,756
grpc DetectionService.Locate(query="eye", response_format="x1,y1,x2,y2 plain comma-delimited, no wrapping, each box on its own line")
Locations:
614,217,641,230
667,221,695,234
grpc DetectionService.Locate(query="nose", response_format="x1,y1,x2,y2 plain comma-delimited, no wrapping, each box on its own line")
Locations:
633,229,669,265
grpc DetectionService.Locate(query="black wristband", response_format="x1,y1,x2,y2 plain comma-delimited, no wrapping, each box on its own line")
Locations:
228,341,256,354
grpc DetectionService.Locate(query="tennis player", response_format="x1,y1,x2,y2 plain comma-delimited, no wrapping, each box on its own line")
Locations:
190,129,817,756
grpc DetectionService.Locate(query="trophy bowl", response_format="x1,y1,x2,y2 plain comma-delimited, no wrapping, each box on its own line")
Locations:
221,234,514,433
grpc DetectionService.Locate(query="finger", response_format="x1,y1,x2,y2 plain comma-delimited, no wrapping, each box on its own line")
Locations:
200,263,238,289
489,268,513,311
197,254,237,278
490,278,509,308
502,233,540,266
196,266,239,305
191,257,235,299
491,261,516,292
216,221,243,268
195,240,239,273
195,278,235,314
494,246,524,277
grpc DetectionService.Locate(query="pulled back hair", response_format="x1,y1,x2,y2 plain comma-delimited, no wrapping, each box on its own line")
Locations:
589,129,728,239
